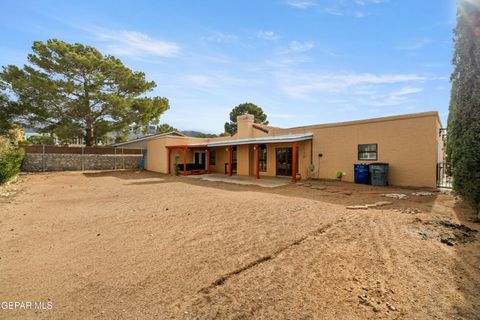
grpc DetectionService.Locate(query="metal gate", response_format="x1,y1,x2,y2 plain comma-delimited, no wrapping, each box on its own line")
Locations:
436,161,453,188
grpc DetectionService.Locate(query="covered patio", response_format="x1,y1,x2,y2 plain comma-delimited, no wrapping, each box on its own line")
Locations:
166,133,313,183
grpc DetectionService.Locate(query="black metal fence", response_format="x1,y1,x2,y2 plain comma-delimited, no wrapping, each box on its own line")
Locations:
436,161,453,188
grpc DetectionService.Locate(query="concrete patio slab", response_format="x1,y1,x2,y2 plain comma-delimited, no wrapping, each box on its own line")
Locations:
186,173,290,188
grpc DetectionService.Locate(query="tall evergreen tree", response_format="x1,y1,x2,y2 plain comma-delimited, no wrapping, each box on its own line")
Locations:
1,39,170,146
446,0,480,217
224,102,268,135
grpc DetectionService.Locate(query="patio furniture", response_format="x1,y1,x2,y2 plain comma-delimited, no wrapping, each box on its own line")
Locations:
176,163,205,175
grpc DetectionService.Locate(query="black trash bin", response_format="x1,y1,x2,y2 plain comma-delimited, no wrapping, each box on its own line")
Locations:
369,163,389,186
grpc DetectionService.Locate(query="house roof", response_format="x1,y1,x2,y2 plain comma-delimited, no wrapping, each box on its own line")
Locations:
188,133,313,148
110,131,185,146
281,111,441,131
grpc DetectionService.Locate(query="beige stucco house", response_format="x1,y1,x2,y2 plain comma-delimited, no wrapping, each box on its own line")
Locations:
145,111,444,188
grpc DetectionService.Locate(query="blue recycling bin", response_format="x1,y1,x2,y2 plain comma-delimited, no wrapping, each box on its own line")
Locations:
354,164,370,184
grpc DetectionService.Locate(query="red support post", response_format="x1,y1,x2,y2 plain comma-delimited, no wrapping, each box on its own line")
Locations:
292,142,297,183
255,144,260,179
168,147,171,174
228,146,232,176
183,146,187,176
206,149,211,174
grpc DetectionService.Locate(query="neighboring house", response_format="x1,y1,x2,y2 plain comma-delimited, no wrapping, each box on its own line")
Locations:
110,131,185,149
145,112,444,188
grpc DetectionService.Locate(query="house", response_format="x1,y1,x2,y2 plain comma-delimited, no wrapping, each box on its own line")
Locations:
145,111,444,188
110,131,185,149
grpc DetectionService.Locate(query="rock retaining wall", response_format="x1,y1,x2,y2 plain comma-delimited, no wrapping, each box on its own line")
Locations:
22,153,142,172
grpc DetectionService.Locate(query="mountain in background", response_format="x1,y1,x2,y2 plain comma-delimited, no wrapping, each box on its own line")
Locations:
181,130,221,138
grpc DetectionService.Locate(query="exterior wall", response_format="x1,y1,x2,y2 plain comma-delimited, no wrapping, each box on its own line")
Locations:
209,147,229,174
256,141,310,178
145,111,442,188
145,136,207,173
271,112,440,187
236,145,250,175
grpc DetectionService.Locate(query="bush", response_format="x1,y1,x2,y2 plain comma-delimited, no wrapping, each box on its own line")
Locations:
335,170,343,180
0,136,25,184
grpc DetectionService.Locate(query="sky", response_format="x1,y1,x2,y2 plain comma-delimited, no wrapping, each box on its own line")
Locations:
0,0,456,133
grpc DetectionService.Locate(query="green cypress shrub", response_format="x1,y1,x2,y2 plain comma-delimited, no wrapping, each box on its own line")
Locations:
446,0,480,217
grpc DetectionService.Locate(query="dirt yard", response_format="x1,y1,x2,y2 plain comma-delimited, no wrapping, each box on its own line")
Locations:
1,171,479,319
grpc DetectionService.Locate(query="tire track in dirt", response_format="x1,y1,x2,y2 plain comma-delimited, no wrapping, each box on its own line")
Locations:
196,213,359,295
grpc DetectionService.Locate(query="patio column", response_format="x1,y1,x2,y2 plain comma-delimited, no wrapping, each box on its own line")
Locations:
183,146,187,176
255,144,260,179
292,142,297,183
228,146,232,176
206,149,211,174
168,147,171,174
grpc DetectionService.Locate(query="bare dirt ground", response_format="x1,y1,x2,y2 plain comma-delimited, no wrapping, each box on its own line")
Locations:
0,171,479,319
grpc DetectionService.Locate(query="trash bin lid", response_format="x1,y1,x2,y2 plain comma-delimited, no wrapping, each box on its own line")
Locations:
369,162,389,166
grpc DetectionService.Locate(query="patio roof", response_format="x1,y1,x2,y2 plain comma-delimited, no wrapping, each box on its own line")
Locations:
190,133,313,148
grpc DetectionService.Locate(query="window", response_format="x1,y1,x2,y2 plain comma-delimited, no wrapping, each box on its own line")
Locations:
259,144,267,172
358,144,377,160
210,150,216,165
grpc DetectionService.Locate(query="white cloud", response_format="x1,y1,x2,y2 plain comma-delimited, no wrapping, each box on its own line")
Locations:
184,75,217,88
275,72,426,99
353,11,366,18
265,56,313,68
289,41,315,52
324,7,344,16
390,86,423,96
285,0,318,9
203,32,239,43
396,39,431,51
257,30,279,41
183,73,262,89
323,0,385,17
355,0,385,5
89,28,180,58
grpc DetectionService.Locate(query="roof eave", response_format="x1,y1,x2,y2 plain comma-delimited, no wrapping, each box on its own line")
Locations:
204,133,313,147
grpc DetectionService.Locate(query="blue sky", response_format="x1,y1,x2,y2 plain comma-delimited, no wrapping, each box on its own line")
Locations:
0,0,456,133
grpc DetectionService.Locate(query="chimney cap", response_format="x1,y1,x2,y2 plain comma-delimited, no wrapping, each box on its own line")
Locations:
237,114,255,121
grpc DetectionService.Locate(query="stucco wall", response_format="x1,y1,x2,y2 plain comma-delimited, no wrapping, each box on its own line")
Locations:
145,112,442,188
146,136,207,173
271,113,440,187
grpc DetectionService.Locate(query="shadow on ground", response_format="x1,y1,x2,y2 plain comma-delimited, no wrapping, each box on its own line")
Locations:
452,200,480,318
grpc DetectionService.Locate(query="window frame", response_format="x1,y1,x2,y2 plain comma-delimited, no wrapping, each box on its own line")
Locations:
358,143,378,161
209,150,216,165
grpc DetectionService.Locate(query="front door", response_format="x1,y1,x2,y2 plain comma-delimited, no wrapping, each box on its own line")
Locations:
276,148,292,176
194,152,207,169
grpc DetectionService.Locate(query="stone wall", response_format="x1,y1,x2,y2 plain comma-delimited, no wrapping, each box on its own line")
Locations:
22,153,142,172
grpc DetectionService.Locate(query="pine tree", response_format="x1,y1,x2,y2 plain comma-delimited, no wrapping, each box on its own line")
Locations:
1,40,170,146
224,103,268,135
446,0,480,217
